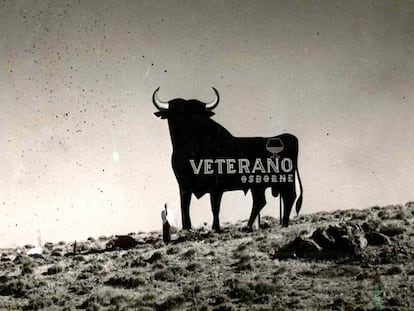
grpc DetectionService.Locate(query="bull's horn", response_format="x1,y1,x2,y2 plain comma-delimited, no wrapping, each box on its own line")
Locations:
205,87,220,110
152,87,169,111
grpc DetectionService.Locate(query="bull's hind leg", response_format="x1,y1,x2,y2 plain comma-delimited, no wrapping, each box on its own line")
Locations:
210,191,223,232
281,189,295,227
247,189,266,228
180,188,192,230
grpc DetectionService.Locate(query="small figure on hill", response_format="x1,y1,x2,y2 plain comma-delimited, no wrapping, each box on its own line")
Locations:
161,203,171,243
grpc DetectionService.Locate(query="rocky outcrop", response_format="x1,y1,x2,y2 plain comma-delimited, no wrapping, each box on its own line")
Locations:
273,223,391,260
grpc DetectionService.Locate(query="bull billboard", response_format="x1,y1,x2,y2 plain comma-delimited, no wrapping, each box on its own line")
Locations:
153,87,303,232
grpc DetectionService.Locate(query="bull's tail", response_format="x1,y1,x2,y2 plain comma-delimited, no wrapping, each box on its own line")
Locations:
295,168,303,215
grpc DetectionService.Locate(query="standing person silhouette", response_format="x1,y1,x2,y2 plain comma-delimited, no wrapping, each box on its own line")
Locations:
161,203,171,243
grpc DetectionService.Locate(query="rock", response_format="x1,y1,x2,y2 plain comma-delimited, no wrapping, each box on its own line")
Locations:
379,224,406,237
365,232,391,246
292,237,322,259
43,242,54,250
310,228,336,251
308,224,368,260
361,222,375,232
106,235,137,250
50,250,63,257
385,265,403,275
276,237,322,260
326,224,367,254
27,246,43,256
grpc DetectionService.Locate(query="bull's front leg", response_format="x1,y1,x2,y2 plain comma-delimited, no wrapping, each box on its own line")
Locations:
180,188,192,230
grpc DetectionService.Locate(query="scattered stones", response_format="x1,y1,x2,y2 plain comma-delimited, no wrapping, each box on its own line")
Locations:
0,202,412,310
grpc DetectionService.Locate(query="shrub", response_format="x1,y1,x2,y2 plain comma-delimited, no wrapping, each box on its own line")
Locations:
166,246,180,255
104,275,146,288
43,264,63,275
0,277,28,298
182,248,197,259
154,269,176,282
154,293,185,311
186,262,202,272
213,303,235,311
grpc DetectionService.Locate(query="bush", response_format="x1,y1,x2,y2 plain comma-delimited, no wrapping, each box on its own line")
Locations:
0,277,28,298
166,246,180,255
154,293,185,311
186,262,202,272
154,269,176,282
182,248,197,259
43,264,63,275
104,275,146,288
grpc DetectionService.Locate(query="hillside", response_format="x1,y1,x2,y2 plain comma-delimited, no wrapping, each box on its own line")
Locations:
1,203,413,310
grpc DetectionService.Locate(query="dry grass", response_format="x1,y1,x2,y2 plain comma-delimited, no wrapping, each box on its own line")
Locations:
0,202,413,310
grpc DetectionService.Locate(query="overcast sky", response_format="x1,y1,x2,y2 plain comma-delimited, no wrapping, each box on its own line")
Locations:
1,0,413,247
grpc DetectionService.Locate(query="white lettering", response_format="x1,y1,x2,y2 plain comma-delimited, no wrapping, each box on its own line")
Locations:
189,159,203,174
281,158,293,172
238,158,250,173
215,159,226,174
252,158,266,173
267,158,279,173
226,159,236,174
204,159,214,174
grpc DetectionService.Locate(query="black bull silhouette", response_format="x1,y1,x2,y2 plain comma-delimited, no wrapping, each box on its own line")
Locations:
153,87,303,232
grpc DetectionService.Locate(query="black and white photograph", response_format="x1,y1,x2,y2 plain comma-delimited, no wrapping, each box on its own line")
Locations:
1,0,413,310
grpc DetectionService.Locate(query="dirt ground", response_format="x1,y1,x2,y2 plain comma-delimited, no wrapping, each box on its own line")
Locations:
1,202,413,310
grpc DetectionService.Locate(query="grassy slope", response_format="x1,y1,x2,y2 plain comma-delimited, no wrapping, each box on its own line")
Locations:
1,203,413,311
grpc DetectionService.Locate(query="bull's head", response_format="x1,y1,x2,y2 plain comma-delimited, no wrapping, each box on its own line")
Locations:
152,87,220,119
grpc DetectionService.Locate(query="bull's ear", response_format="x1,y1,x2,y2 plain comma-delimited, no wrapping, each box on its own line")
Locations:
206,111,215,117
154,111,168,119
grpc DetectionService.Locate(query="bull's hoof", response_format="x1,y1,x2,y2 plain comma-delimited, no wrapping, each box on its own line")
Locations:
241,226,253,233
212,226,221,233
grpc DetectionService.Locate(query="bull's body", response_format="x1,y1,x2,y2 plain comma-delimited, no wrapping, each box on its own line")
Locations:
153,88,302,231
